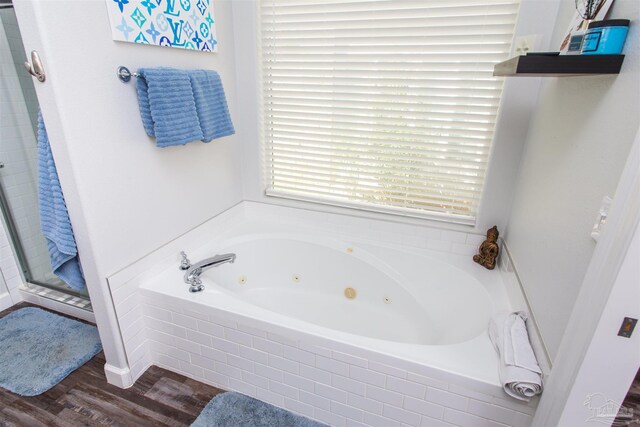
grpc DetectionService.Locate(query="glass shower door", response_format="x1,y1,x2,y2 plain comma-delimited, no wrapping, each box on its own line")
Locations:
0,6,87,298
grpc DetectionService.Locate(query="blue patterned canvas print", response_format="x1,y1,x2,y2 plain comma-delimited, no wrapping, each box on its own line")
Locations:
106,0,218,53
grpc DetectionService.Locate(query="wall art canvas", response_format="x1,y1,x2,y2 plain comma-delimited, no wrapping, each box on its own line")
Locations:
106,0,218,53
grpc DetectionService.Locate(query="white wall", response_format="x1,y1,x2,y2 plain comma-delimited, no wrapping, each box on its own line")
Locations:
232,0,561,235
532,128,640,426
558,219,640,427
505,0,640,360
14,0,244,382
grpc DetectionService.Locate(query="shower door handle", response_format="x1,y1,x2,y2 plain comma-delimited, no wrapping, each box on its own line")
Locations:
24,50,45,82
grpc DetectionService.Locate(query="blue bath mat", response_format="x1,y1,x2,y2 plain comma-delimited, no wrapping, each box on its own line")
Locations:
191,392,326,427
0,307,102,396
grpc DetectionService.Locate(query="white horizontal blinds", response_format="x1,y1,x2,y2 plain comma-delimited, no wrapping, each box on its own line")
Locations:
260,0,519,222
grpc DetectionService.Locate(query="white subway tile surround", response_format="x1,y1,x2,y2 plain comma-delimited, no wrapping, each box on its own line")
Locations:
108,202,539,427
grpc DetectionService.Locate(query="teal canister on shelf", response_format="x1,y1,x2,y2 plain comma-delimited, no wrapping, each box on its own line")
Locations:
582,20,630,55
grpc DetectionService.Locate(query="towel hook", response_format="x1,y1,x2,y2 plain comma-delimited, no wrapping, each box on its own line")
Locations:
116,66,140,83
24,50,45,82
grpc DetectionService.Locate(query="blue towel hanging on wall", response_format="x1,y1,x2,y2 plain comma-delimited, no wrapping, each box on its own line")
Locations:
136,67,234,147
189,70,235,142
37,112,86,291
136,67,204,147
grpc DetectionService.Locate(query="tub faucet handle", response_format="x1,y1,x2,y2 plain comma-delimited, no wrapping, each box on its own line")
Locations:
179,251,191,270
188,276,204,293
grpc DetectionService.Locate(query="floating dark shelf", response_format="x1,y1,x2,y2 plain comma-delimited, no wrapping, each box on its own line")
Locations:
493,54,625,77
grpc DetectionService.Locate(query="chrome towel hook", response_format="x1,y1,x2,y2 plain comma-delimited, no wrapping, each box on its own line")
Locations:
24,50,45,82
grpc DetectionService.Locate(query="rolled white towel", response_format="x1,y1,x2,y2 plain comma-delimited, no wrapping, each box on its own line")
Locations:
488,312,543,401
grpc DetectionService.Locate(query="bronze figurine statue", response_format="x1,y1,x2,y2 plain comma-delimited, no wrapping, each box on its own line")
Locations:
473,226,500,270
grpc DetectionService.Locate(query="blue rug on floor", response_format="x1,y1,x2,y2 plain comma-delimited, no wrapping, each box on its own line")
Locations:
0,307,102,396
191,392,326,427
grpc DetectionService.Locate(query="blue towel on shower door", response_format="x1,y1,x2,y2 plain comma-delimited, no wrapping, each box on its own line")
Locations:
136,67,204,147
188,70,235,142
37,112,86,291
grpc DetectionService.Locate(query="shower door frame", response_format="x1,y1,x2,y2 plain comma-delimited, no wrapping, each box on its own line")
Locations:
0,175,30,279
0,178,89,299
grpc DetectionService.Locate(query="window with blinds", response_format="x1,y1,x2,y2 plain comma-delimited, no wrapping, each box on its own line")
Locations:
259,0,520,224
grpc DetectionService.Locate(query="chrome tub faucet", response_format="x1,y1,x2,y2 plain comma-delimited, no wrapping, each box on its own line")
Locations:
180,252,236,293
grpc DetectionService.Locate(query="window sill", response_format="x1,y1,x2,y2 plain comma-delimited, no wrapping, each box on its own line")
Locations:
265,189,477,228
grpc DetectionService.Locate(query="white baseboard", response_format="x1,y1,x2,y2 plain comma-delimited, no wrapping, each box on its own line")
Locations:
104,363,134,388
19,289,96,323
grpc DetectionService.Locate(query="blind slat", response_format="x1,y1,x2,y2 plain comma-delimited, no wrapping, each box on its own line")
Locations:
266,60,505,71
268,120,494,140
262,16,516,32
262,52,511,63
272,138,491,158
265,76,503,90
270,131,491,152
271,157,486,183
270,160,486,185
266,69,505,83
270,183,477,213
268,94,500,110
267,92,501,109
270,156,485,182
273,168,482,195
270,108,496,127
265,84,503,100
271,146,488,173
262,25,517,40
270,100,498,119
271,142,489,164
269,126,492,148
273,174,481,203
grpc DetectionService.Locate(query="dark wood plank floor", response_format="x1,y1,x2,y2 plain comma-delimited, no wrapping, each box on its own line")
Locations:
616,368,640,425
0,303,224,426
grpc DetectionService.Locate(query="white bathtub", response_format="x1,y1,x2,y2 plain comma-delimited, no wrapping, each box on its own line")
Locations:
141,217,513,383
115,203,537,426
189,234,494,346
